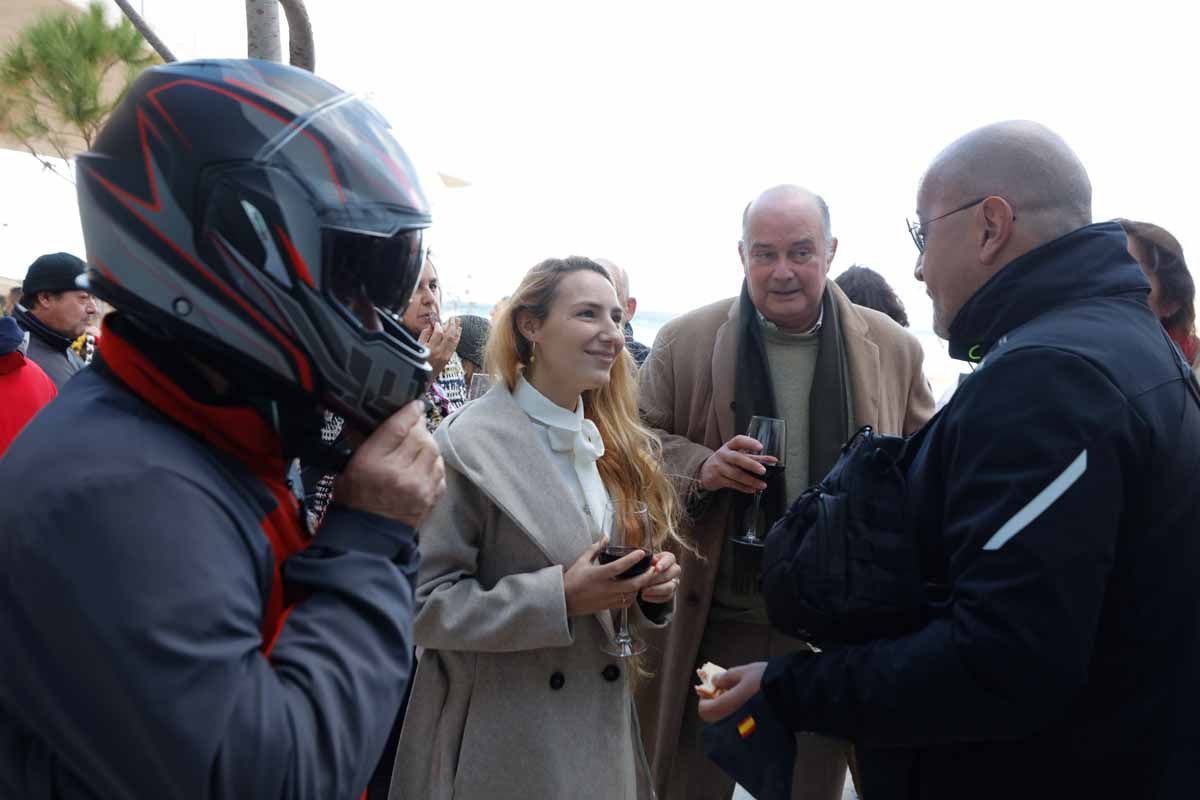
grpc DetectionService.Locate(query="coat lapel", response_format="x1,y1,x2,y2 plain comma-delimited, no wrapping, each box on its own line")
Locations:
440,385,616,642
711,301,740,446
833,282,882,429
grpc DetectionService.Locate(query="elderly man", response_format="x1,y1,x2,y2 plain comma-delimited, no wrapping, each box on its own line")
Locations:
596,257,650,366
700,123,1200,800
12,253,96,388
638,185,933,800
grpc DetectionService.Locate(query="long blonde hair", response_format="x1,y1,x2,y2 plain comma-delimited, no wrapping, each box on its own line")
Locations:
486,256,683,553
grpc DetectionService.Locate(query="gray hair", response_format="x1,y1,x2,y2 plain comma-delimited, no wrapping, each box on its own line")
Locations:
741,185,833,255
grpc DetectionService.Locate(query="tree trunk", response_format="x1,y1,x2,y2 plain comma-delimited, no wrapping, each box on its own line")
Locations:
278,0,316,72
246,0,282,62
112,0,177,62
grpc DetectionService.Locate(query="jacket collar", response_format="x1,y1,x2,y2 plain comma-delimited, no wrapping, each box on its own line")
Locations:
712,281,878,444
437,383,616,642
13,304,74,353
948,221,1150,363
96,314,289,483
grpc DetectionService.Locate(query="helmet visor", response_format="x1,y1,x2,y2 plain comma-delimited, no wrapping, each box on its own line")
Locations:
325,226,425,330
255,92,430,236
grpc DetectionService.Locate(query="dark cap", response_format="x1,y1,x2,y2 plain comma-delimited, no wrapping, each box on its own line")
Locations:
22,252,88,297
455,314,492,367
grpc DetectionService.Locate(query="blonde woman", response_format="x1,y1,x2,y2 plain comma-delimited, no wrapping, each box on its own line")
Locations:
391,257,683,800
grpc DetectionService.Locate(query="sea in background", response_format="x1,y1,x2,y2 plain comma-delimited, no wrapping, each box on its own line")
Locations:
444,302,962,404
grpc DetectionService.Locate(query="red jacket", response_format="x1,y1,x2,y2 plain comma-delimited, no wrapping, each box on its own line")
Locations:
0,350,57,455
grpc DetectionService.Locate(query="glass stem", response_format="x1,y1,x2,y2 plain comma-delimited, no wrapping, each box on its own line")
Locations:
746,490,763,542
618,606,631,643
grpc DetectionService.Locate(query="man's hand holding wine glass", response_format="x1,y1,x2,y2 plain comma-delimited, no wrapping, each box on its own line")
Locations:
699,434,774,494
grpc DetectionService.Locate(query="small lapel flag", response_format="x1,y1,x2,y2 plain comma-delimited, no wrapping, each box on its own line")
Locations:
737,715,757,738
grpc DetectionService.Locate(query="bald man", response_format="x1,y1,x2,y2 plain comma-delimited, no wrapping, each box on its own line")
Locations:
637,186,933,800
699,123,1200,800
596,258,650,366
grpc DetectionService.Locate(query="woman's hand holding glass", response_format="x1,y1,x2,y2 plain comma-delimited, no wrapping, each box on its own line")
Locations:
638,551,681,604
418,316,462,377
563,537,661,617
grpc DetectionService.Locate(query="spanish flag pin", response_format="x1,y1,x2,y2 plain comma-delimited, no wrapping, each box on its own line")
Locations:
737,715,757,739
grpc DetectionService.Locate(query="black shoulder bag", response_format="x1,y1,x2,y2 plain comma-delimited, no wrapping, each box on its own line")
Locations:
760,425,925,646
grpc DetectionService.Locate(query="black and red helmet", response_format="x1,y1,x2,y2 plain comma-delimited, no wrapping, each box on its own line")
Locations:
77,59,432,436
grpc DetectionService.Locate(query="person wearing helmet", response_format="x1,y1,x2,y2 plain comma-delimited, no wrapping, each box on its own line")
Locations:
0,60,445,799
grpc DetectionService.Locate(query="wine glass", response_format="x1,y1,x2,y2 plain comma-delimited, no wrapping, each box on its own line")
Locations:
600,501,652,658
466,373,494,401
731,416,785,594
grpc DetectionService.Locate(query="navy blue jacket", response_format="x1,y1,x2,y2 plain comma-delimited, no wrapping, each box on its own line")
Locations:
761,223,1200,799
0,364,419,799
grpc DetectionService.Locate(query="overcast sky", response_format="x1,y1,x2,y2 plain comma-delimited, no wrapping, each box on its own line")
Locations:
2,0,1196,391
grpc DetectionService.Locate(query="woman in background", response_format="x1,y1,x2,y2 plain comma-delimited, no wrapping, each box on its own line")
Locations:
400,254,465,430
1119,219,1198,373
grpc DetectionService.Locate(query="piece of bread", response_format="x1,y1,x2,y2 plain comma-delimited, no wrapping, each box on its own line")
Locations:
694,662,727,699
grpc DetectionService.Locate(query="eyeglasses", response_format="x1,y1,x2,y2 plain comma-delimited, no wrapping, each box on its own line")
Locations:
906,197,988,254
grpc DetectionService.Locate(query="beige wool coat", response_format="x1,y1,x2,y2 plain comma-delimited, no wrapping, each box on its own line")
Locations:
390,383,669,800
634,282,935,796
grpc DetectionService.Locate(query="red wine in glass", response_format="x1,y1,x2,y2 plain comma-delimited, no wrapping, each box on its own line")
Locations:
599,546,654,580
762,462,785,481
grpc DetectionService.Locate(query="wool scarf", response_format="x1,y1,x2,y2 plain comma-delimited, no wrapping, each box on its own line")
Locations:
731,282,851,533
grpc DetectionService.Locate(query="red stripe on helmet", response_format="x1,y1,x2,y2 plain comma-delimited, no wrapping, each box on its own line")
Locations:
86,164,315,392
275,226,317,289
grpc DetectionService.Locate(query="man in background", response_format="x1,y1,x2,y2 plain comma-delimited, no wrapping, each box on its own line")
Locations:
12,252,95,387
3,287,22,316
597,257,651,366
638,184,933,800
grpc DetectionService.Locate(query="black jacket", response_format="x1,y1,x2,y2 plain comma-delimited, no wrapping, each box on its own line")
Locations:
761,223,1200,799
13,304,86,389
0,358,420,798
624,322,650,367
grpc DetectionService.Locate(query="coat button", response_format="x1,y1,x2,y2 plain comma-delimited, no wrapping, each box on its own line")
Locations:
686,592,700,607
602,664,621,682
549,671,565,691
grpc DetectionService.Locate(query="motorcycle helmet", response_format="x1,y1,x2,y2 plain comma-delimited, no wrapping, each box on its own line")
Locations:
77,59,432,446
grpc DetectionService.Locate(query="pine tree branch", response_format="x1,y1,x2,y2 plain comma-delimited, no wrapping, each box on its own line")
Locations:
17,136,74,186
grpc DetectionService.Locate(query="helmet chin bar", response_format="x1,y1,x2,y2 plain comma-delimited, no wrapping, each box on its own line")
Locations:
315,307,431,434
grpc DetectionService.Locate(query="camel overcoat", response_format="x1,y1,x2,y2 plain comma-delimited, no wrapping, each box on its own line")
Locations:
390,383,669,800
635,283,935,796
